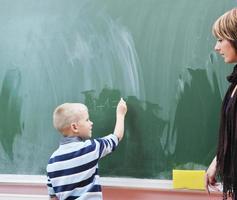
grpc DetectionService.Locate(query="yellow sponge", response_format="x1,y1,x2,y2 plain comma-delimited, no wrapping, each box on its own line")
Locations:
173,170,205,190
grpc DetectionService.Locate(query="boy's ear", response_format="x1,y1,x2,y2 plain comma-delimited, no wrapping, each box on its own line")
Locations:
71,122,79,132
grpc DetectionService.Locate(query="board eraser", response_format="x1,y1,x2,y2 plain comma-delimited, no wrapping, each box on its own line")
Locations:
173,170,205,190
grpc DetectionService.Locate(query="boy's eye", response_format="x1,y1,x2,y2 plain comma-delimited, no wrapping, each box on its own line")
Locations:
217,39,223,42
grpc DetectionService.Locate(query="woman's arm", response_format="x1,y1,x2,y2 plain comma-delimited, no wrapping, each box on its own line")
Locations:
205,156,220,194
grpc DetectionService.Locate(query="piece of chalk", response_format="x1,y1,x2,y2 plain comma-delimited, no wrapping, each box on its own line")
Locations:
173,170,205,190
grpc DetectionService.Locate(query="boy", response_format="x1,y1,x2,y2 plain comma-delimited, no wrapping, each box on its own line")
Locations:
47,98,127,200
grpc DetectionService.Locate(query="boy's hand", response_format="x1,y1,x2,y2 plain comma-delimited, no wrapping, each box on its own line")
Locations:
116,98,127,116
114,98,127,141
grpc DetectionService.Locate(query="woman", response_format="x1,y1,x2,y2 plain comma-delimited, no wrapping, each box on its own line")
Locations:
205,8,237,200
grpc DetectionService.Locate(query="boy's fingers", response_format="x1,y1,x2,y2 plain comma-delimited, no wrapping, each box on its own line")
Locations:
119,98,126,105
120,97,125,102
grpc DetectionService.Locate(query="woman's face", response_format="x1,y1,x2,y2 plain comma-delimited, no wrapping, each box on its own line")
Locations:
214,39,237,63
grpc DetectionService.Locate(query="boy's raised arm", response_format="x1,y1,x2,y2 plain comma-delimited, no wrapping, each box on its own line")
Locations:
114,98,127,141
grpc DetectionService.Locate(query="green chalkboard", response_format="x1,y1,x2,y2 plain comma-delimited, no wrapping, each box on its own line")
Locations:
0,0,236,179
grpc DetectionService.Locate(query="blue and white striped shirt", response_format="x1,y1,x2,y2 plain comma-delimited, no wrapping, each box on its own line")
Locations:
46,134,118,200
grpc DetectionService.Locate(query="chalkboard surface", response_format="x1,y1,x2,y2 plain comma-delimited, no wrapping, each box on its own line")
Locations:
0,0,236,179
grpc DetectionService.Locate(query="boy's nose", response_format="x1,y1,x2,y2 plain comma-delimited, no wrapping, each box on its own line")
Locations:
214,41,220,52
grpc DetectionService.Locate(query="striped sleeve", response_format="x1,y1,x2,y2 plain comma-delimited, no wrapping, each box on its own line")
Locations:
47,176,56,197
96,134,119,159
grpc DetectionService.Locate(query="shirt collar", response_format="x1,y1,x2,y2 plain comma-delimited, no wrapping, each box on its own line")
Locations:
60,136,82,145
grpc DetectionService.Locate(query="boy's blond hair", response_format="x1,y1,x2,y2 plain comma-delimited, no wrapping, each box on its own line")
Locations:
212,8,237,50
53,103,88,133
